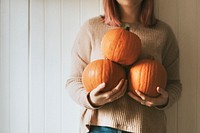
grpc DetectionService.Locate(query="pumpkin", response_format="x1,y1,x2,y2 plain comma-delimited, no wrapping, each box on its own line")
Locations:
101,27,141,66
82,59,126,92
128,58,167,97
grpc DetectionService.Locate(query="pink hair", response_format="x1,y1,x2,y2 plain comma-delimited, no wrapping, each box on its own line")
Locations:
102,0,157,27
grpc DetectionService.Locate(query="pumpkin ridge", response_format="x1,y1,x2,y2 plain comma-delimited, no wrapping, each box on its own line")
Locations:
113,29,124,62
117,30,127,64
121,31,130,64
145,61,149,95
88,63,93,91
86,63,92,91
154,62,158,95
94,61,100,90
101,61,104,88
149,61,154,96
139,62,143,93
107,60,112,90
106,60,111,90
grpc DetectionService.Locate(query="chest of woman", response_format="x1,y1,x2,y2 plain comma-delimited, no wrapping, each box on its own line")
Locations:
89,26,167,64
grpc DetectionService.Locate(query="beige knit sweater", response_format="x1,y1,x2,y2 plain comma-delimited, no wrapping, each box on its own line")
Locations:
66,16,182,133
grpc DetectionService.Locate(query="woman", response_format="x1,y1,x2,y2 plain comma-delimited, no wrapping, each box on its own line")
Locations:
66,0,182,132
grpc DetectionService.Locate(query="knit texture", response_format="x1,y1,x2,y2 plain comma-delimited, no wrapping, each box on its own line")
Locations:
66,16,182,133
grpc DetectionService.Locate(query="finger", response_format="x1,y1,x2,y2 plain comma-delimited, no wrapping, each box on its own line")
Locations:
157,87,168,97
129,91,157,107
144,101,154,107
92,82,106,95
136,90,159,105
115,79,125,90
120,79,128,95
128,91,144,103
135,90,146,100
109,80,127,101
116,79,127,97
106,79,125,97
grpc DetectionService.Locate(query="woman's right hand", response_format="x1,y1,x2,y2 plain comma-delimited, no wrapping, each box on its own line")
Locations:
88,79,127,107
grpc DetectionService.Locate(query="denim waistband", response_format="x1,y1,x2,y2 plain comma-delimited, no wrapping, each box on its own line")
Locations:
89,125,131,133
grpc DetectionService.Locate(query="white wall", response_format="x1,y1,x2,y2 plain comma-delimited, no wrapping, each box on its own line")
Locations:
0,0,199,133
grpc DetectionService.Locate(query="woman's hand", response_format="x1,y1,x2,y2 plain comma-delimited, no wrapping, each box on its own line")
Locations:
88,79,127,107
128,87,169,107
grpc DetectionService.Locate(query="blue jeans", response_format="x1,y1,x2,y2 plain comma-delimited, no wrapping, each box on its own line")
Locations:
89,126,131,133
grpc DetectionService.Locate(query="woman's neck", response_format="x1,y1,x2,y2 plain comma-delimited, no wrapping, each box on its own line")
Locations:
118,4,141,24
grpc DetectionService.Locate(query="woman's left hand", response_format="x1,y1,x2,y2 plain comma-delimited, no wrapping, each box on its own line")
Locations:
128,87,169,107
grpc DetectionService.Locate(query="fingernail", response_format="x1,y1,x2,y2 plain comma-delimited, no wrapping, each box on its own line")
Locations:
101,82,105,87
142,97,145,100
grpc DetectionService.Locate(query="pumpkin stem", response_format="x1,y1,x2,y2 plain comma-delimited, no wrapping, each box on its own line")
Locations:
122,24,130,31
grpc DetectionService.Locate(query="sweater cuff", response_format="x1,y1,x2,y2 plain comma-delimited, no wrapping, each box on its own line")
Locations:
84,92,101,109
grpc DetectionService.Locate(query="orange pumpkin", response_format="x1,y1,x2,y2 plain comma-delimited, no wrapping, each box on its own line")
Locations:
128,59,167,97
82,59,126,92
101,28,141,66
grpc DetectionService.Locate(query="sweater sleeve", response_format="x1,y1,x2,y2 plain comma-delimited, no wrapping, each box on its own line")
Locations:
157,27,182,110
65,20,99,109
